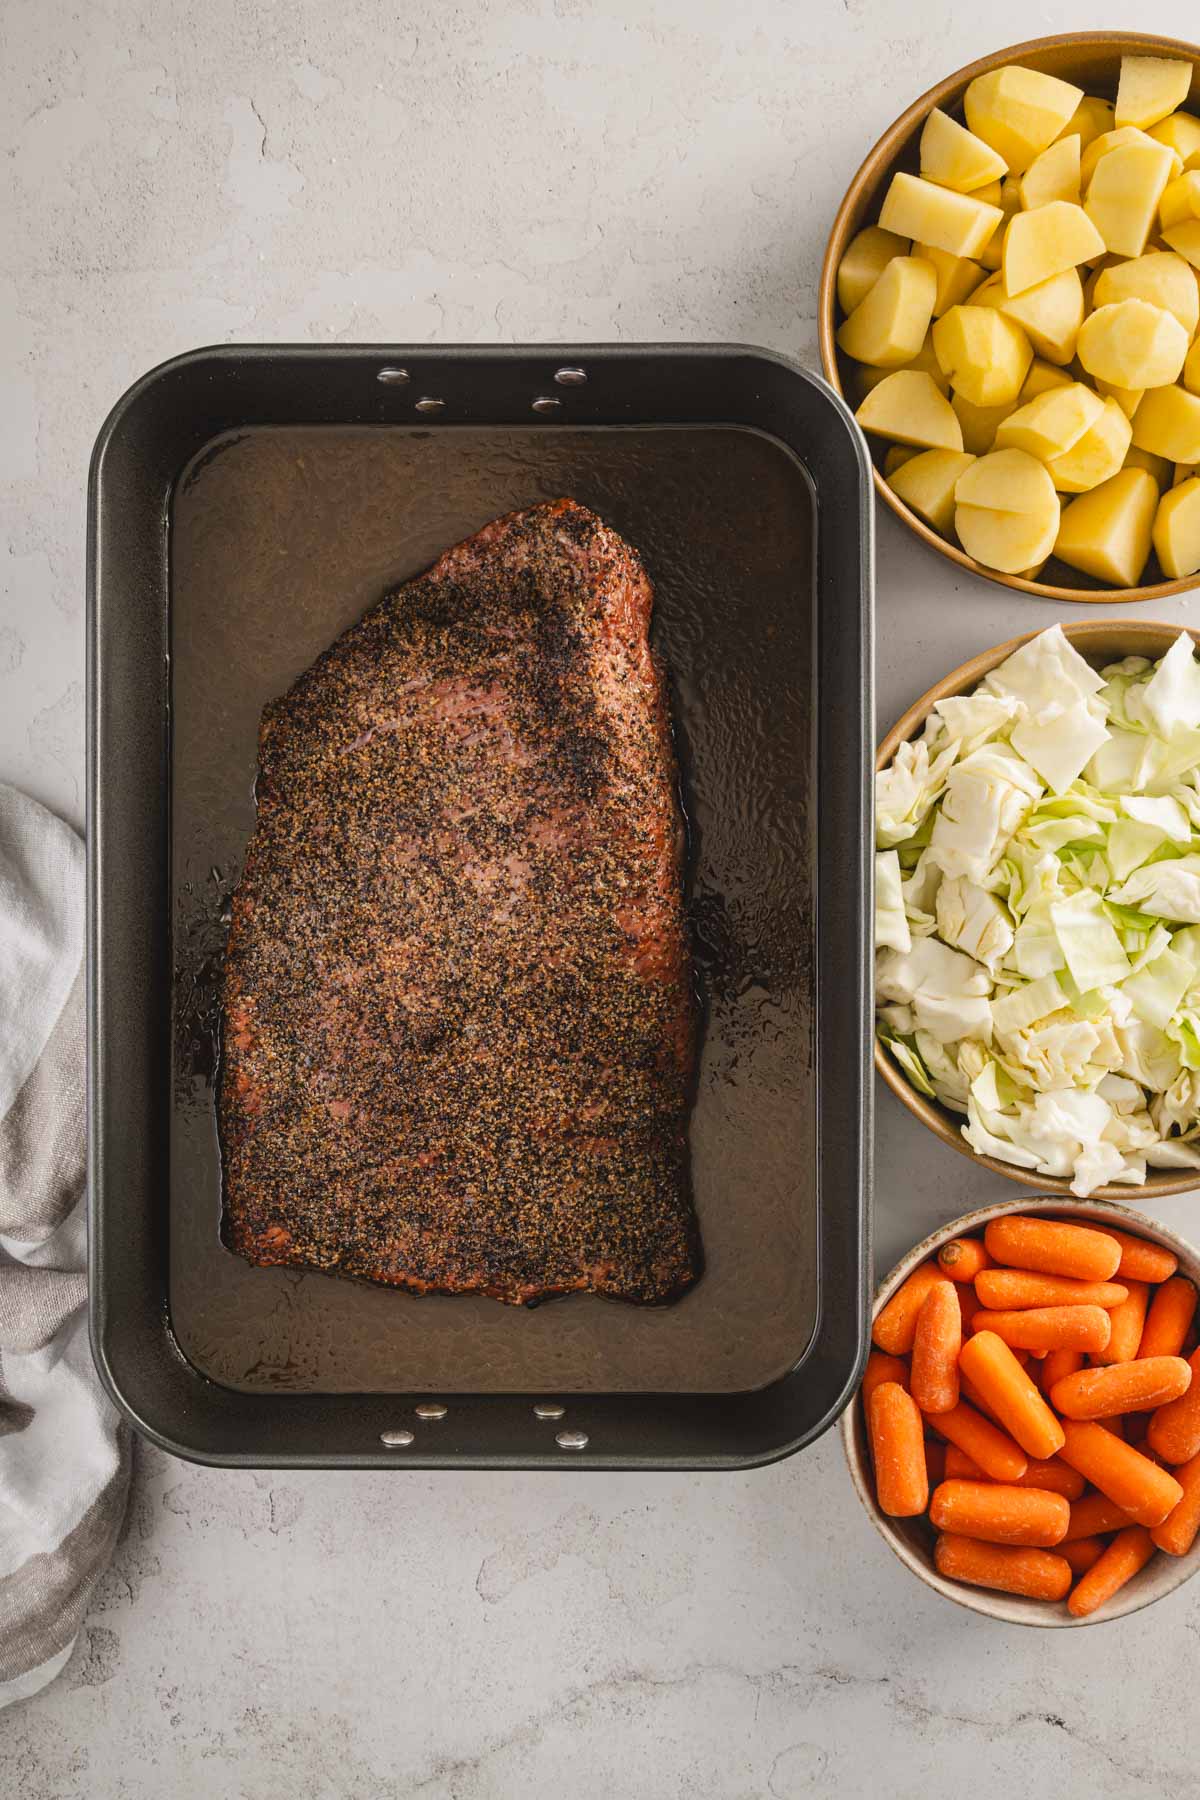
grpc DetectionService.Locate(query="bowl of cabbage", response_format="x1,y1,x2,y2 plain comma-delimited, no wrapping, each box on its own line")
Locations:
876,620,1200,1198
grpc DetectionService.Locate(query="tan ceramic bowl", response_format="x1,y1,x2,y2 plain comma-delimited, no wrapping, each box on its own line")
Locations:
843,1195,1200,1625
877,619,1200,1200
818,31,1200,604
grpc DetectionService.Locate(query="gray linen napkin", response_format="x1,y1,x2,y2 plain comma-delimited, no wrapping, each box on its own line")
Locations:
0,784,129,1707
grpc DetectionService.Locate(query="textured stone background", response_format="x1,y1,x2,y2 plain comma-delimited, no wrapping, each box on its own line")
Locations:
4,1,1200,1794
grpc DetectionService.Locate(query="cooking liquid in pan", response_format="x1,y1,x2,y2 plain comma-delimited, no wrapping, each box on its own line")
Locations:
170,424,816,1394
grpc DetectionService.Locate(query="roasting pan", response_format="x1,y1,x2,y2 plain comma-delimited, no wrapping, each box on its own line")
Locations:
88,344,873,1468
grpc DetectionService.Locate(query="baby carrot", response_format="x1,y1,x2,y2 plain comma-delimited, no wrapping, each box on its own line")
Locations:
1139,1277,1198,1360
938,1238,991,1282
1150,1452,1200,1556
1060,1535,1106,1575
959,1333,1065,1459
984,1217,1121,1283
975,1270,1128,1311
925,1440,947,1488
862,1350,909,1407
1039,1348,1084,1395
1050,1356,1193,1421
1063,1491,1134,1541
958,1287,984,1337
874,1263,942,1356
1091,1281,1149,1365
869,1382,928,1517
1091,1226,1177,1285
1067,1525,1156,1618
1058,1421,1184,1527
934,1533,1072,1601
944,1445,983,1480
910,1280,961,1415
930,1480,1069,1547
1095,1414,1126,1438
940,1445,1083,1499
930,1400,1029,1481
970,1306,1112,1356
1147,1348,1200,1464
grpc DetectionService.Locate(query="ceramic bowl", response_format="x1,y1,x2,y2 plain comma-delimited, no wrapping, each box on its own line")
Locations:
842,1194,1200,1625
818,31,1200,603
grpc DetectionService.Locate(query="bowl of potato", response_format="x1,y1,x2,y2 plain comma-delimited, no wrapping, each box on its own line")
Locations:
819,33,1200,601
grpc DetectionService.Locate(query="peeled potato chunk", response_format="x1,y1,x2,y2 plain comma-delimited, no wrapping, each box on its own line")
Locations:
933,304,1032,407
951,391,1017,454
955,446,1058,514
1045,395,1132,492
998,266,1084,364
1093,251,1200,340
978,177,1021,271
916,243,984,316
1150,113,1200,171
888,448,977,533
878,171,1002,260
882,445,920,475
1115,56,1193,132
994,382,1103,461
1124,445,1174,488
1076,298,1189,389
920,107,1008,192
1154,475,1200,576
837,256,938,367
1160,171,1200,231
955,499,1059,572
964,67,1083,174
1021,134,1081,209
1186,336,1200,397
1131,385,1200,464
856,330,950,399
1022,359,1075,400
1094,377,1145,420
837,225,911,315
1053,466,1158,585
1062,94,1115,152
1003,201,1105,296
1081,128,1183,191
1163,220,1200,269
1085,140,1177,257
855,370,964,450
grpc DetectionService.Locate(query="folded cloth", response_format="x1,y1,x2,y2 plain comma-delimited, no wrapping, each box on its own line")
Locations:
0,785,129,1708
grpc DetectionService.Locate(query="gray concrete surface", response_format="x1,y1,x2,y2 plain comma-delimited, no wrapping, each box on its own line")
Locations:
4,1,1200,1793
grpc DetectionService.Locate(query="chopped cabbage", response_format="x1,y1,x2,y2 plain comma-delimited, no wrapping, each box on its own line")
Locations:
875,851,911,953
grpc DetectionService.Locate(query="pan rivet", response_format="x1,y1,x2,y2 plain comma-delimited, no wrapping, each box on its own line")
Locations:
531,395,562,415
415,396,446,414
555,1430,589,1451
380,1429,415,1447
533,1402,565,1421
376,366,410,385
553,367,587,386
415,1402,447,1421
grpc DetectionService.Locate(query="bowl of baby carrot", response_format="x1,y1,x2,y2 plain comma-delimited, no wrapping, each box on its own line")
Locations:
843,1196,1200,1624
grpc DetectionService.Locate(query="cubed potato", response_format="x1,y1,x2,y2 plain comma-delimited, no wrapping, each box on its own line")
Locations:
978,177,1022,271
1021,359,1075,400
1076,298,1189,388
933,304,1033,406
964,66,1083,174
1003,201,1105,296
999,266,1085,364
837,225,911,315
994,382,1104,461
1177,462,1199,486
1163,219,1200,269
1021,134,1081,210
837,255,938,367
974,179,1004,206
920,107,1009,192
856,329,950,397
1160,171,1200,231
955,446,1059,513
951,391,1017,454
1061,95,1116,153
1053,466,1158,585
1081,128,1183,191
878,171,1003,260
1085,139,1177,257
1124,445,1174,488
1154,476,1200,575
1131,384,1200,463
915,244,985,316
1150,112,1200,171
887,448,977,533
1094,251,1200,340
1186,335,1200,396
955,500,1060,572
1115,56,1193,132
855,370,964,450
882,445,921,475
1045,395,1133,492
1094,377,1146,420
